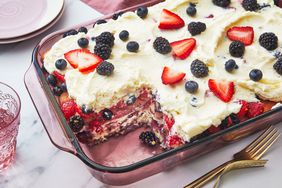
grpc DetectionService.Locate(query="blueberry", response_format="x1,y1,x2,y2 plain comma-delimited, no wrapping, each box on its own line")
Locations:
81,104,93,114
119,30,129,41
53,86,63,96
126,41,139,52
77,38,89,48
94,19,107,27
249,69,263,81
186,6,197,16
126,95,137,105
60,83,67,92
137,6,148,18
63,29,78,37
55,59,67,70
185,81,199,94
225,59,237,72
102,109,113,120
78,27,88,34
47,74,57,86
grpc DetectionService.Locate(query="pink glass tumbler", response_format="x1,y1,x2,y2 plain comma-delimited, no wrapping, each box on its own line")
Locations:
0,82,21,171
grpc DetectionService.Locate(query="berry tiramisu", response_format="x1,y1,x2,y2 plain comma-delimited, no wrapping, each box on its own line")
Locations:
43,0,282,148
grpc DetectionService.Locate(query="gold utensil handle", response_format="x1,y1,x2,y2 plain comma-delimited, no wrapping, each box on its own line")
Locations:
184,160,234,188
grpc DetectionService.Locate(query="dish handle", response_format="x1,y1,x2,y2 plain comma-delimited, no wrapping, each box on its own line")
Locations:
24,62,76,154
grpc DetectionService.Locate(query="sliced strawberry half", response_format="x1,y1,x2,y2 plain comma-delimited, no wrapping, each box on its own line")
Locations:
158,9,185,30
64,49,103,73
227,26,254,45
208,79,235,103
170,38,196,60
164,115,175,130
161,66,186,85
53,71,65,82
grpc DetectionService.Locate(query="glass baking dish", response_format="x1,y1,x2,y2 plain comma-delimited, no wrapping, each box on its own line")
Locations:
24,0,282,185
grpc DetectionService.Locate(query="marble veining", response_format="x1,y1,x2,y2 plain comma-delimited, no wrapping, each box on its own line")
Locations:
0,0,282,188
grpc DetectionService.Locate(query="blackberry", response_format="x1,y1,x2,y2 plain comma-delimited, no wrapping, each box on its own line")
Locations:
188,22,206,36
53,86,63,96
77,38,89,48
212,0,231,8
47,74,57,86
126,41,139,52
137,6,148,19
119,30,129,41
76,131,92,144
139,131,158,146
219,117,229,129
225,59,238,72
55,59,67,70
273,58,282,75
112,11,123,20
153,37,172,54
229,113,240,125
242,0,259,11
102,109,113,120
259,32,278,51
185,81,199,94
94,43,112,60
229,41,245,57
186,5,197,16
69,115,84,133
190,59,209,78
249,69,263,81
96,61,115,76
95,32,115,47
78,27,88,34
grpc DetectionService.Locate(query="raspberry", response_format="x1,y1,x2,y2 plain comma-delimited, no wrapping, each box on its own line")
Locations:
247,102,264,118
167,135,184,148
60,100,77,120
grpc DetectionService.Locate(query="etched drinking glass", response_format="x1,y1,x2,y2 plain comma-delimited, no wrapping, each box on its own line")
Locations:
0,82,21,171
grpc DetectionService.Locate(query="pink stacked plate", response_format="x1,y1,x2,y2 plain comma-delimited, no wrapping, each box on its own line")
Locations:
0,0,64,44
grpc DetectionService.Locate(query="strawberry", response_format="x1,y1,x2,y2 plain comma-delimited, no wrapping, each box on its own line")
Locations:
247,102,264,118
237,100,248,120
164,115,175,130
207,125,221,134
60,99,77,120
158,9,185,30
53,71,65,82
170,38,196,60
208,79,235,103
227,26,254,45
89,120,103,134
64,49,103,73
167,135,184,148
161,66,186,85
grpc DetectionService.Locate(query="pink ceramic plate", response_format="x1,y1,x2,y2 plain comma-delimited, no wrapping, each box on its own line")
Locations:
0,0,64,39
0,3,64,44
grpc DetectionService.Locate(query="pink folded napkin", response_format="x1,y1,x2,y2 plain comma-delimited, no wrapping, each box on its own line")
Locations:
81,0,161,14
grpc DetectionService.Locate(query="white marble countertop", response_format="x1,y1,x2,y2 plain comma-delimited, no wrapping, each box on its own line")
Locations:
0,0,282,187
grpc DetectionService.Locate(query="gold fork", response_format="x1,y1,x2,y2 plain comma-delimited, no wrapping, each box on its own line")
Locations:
184,126,280,188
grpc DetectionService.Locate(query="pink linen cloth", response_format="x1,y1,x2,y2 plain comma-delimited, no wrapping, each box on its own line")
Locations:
81,0,161,14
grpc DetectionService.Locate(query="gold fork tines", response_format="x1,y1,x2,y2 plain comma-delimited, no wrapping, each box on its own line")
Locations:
184,126,280,188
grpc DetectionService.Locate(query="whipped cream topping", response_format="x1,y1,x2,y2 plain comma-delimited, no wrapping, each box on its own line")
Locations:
44,0,282,141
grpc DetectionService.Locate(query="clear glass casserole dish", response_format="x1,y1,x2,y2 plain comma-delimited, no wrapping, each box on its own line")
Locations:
24,0,282,185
